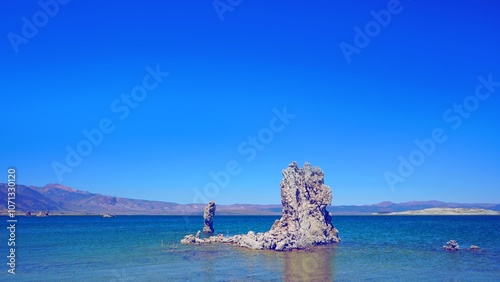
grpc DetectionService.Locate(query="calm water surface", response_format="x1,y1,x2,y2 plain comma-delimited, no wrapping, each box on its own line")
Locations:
1,215,499,281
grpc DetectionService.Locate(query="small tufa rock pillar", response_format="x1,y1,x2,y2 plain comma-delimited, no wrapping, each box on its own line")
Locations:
203,201,216,233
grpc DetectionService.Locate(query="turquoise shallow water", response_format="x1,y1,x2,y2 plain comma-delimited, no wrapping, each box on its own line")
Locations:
1,215,499,281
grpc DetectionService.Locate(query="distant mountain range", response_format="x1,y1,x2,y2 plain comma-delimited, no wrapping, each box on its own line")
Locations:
331,200,500,215
0,183,280,215
1,183,499,215
381,208,500,215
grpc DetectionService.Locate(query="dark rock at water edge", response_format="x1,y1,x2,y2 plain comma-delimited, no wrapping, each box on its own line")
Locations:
443,240,459,251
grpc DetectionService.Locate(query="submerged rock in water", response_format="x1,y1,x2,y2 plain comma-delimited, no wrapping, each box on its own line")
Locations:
443,240,459,251
181,162,341,251
203,201,216,233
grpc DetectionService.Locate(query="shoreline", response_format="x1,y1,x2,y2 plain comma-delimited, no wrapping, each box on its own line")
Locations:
1,213,499,217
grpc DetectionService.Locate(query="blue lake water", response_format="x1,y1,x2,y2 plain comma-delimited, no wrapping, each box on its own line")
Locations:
1,215,499,281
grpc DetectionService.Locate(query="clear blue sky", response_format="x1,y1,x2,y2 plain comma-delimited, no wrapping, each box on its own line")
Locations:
2,0,499,205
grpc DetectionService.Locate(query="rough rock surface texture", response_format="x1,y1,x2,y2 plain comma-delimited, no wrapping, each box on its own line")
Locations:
443,240,459,251
203,201,216,233
181,162,341,251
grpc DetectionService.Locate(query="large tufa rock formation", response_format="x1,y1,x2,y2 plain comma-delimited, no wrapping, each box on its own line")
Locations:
181,162,340,251
203,201,216,233
269,161,340,249
236,162,340,250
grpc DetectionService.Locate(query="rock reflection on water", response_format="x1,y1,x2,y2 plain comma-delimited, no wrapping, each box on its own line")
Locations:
283,245,336,281
178,244,336,281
